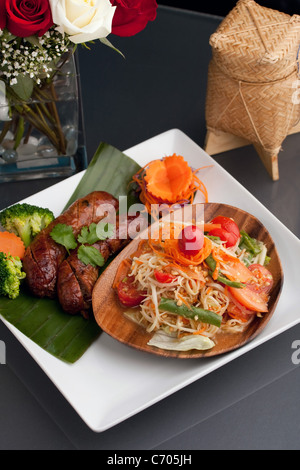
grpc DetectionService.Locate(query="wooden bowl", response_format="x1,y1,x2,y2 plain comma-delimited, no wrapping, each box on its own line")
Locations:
92,203,283,358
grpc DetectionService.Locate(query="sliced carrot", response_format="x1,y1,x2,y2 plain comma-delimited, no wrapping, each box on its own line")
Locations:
164,236,213,267
0,231,25,259
204,223,222,232
144,154,193,202
177,293,192,309
212,258,220,280
112,259,132,289
131,154,209,216
149,235,212,267
212,247,240,264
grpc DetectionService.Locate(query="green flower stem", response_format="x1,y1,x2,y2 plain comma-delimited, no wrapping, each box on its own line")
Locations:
32,88,56,124
4,81,67,156
13,116,24,150
14,102,60,150
49,82,66,155
23,123,33,144
0,121,11,145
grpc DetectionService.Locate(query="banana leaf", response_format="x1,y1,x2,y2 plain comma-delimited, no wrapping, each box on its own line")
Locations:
0,143,141,363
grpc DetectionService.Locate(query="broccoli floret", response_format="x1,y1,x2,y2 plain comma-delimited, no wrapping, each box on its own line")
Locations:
0,252,26,299
0,203,55,247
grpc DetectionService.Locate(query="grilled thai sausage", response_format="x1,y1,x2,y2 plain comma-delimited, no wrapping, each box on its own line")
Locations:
57,216,141,318
23,191,119,299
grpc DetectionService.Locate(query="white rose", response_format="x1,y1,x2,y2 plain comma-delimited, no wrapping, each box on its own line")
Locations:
49,0,116,44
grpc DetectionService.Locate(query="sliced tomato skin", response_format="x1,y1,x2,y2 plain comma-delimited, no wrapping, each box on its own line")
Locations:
209,216,240,247
154,271,177,283
178,225,204,256
219,258,253,283
226,261,272,313
209,227,238,248
228,285,268,312
248,264,273,294
117,276,146,308
227,302,253,323
211,216,240,238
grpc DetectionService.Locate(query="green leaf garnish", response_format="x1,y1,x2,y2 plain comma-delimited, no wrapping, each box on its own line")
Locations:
50,223,77,254
77,245,105,268
96,221,114,240
77,223,99,245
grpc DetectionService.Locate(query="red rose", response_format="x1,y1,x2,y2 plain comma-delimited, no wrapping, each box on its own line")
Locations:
0,0,6,30
110,0,158,37
5,0,53,37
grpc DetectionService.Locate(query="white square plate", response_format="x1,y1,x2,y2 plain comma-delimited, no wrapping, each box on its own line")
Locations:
1,129,300,432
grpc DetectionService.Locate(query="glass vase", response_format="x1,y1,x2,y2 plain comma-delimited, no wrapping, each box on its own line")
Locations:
0,51,87,182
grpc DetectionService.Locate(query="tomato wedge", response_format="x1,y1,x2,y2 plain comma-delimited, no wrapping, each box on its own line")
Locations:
117,276,146,308
208,216,240,248
227,263,272,313
228,284,268,312
220,256,271,312
219,258,253,283
227,302,253,323
248,264,273,294
154,271,177,283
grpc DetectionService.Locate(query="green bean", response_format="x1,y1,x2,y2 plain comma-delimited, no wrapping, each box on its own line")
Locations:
205,254,245,288
205,253,217,271
159,298,222,327
211,273,245,288
239,230,261,255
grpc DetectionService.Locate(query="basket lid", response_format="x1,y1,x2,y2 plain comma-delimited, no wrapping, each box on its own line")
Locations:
210,0,300,82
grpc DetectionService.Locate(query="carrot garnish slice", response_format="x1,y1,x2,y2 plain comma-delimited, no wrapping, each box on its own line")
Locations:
0,232,25,259
144,155,192,202
131,154,209,216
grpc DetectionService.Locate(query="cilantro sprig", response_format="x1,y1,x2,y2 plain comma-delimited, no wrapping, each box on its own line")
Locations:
77,245,105,268
77,223,100,245
50,224,78,254
50,221,115,267
96,221,115,240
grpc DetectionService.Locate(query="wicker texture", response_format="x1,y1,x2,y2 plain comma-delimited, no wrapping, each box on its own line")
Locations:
205,0,300,156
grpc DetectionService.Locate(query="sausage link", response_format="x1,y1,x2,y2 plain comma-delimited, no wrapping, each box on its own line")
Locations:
57,216,139,317
23,191,119,298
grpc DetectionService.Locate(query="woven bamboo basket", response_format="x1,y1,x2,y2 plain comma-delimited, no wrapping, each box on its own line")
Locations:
204,0,300,180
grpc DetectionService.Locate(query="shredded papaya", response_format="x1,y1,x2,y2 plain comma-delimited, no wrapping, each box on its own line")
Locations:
193,326,207,335
0,231,25,259
176,293,192,309
165,262,204,281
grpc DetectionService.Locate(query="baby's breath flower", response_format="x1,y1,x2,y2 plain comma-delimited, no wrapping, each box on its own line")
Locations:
0,28,70,89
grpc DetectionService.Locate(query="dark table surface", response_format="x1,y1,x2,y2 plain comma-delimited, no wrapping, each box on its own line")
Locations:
0,6,300,450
